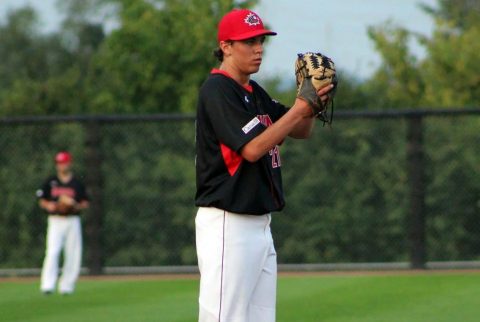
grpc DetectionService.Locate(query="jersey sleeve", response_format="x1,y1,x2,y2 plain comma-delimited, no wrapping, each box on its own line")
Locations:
36,179,52,200
200,77,265,152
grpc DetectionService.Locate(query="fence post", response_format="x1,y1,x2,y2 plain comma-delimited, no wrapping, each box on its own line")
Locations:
406,115,426,269
84,121,104,275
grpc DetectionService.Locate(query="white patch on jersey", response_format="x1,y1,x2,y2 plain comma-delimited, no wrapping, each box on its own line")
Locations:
244,95,249,103
242,117,260,134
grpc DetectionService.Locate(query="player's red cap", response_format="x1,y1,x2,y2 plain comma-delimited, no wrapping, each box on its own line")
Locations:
55,151,72,164
217,9,277,42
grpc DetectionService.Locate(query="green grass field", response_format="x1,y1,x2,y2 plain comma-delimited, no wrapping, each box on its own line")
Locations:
1,272,479,322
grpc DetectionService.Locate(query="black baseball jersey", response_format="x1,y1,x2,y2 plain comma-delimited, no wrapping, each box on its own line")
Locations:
36,175,89,215
195,69,289,215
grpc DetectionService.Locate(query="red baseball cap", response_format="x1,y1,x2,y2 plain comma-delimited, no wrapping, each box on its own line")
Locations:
217,9,277,42
55,151,72,164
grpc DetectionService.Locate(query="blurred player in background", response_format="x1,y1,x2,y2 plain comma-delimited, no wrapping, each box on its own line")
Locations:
194,8,334,322
36,151,89,295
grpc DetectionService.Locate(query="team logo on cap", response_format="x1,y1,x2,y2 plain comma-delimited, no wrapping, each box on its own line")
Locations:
244,13,261,26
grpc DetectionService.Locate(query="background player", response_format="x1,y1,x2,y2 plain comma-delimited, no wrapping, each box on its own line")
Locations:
36,151,89,295
194,8,334,322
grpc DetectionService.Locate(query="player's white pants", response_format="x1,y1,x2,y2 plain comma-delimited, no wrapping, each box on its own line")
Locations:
196,207,277,322
41,215,82,294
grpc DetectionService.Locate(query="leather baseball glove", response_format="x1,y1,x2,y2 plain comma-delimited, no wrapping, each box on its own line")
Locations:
56,195,76,214
295,52,338,124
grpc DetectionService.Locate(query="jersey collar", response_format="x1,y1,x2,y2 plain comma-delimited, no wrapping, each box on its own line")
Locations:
211,68,253,93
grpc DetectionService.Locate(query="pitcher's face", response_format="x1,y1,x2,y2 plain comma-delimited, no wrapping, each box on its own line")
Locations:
222,36,266,75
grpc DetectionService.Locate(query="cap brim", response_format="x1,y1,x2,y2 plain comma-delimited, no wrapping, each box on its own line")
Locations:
56,160,72,164
229,29,277,41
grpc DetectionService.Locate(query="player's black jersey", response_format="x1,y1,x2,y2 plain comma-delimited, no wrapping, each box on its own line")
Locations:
36,175,89,214
195,70,289,215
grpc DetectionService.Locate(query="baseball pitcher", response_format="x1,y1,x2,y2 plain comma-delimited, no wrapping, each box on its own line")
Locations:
194,8,337,322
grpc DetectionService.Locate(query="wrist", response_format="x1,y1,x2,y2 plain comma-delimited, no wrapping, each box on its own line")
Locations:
293,98,314,118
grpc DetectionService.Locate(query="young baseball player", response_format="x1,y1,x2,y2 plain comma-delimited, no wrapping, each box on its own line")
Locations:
194,8,334,322
37,151,89,295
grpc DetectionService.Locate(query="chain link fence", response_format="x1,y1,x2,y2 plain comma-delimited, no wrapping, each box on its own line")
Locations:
1,109,479,275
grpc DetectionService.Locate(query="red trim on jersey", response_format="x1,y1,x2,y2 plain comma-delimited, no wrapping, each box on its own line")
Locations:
219,211,226,320
211,68,231,78
244,84,253,93
211,69,253,93
220,143,243,176
51,187,75,198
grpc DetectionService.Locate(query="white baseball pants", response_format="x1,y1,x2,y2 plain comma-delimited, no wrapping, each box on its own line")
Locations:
41,215,82,294
195,207,277,322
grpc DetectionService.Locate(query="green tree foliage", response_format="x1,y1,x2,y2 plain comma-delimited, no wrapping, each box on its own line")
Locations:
98,121,197,266
0,8,67,115
421,21,480,107
420,0,480,30
362,0,480,262
0,0,257,116
365,24,425,108
419,2,480,255
0,7,104,116
366,0,480,108
86,0,256,113
425,118,480,260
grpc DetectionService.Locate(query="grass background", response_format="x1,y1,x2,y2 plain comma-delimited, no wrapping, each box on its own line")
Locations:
1,271,479,322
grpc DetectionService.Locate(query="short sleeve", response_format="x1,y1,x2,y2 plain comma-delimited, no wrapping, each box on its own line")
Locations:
36,179,51,200
200,77,265,152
